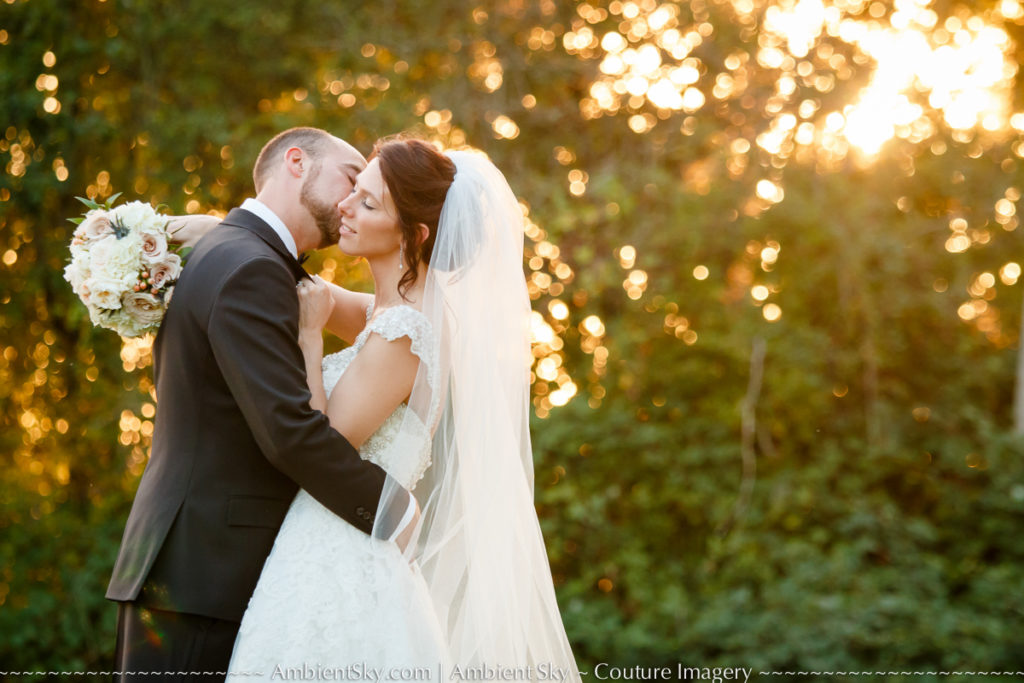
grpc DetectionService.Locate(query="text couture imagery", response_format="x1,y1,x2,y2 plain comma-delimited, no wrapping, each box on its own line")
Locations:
263,662,753,682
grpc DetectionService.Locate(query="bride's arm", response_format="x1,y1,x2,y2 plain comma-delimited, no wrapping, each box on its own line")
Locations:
298,277,421,550
325,333,419,449
324,282,373,345
296,280,417,449
167,214,220,247
330,338,421,551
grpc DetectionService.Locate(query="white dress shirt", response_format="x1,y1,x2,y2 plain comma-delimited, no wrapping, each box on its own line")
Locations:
239,198,417,544
241,198,298,259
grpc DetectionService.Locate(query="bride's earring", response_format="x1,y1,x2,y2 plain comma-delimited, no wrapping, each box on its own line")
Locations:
398,243,404,270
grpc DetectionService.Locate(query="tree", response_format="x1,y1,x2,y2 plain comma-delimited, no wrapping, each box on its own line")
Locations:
2,0,1023,673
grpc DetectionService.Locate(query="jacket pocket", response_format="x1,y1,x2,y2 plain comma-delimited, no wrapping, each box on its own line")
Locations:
226,495,290,529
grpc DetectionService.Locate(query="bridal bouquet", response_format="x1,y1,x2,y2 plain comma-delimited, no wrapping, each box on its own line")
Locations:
64,194,187,338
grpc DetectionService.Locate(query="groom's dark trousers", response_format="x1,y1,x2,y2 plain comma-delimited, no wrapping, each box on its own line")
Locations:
113,603,239,681
106,209,402,681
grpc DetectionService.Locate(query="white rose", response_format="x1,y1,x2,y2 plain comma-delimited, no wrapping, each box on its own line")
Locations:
89,233,142,284
78,279,93,306
79,210,113,241
148,253,182,289
112,201,156,231
116,201,167,238
63,261,79,289
83,276,126,310
64,254,90,293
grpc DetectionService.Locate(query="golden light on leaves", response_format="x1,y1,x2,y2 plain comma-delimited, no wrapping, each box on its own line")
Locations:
945,216,976,253
693,264,709,280
945,235,970,253
999,262,1021,285
549,300,570,320
52,158,68,182
120,337,153,373
582,315,606,337
763,303,783,321
522,208,589,417
618,244,637,268
469,40,504,92
995,190,1019,231
549,381,578,407
35,74,58,92
565,0,1022,174
491,115,520,140
624,269,648,299
756,179,785,203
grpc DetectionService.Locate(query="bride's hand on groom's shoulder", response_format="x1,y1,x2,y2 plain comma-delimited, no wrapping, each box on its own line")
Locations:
167,215,220,247
297,275,333,341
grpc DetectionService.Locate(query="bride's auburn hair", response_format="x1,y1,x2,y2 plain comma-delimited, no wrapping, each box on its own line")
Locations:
372,137,457,299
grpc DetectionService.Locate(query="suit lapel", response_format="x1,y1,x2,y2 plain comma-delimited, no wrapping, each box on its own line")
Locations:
219,208,312,282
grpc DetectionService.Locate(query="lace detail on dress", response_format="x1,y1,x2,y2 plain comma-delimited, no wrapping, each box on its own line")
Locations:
227,303,449,679
319,304,435,490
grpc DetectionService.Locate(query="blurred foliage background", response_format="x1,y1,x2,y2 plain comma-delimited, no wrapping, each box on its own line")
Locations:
2,0,1024,677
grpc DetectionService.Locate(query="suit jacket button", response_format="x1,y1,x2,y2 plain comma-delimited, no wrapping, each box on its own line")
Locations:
356,506,365,514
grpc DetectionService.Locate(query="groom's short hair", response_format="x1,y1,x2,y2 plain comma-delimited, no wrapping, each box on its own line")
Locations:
253,127,334,192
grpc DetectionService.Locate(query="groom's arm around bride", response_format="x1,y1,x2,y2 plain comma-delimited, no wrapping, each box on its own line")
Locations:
105,127,411,681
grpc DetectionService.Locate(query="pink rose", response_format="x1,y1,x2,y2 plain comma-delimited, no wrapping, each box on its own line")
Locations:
148,254,182,290
139,230,169,265
122,291,165,327
79,210,113,241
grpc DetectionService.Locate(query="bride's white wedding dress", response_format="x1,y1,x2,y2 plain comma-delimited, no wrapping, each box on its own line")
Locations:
227,304,448,680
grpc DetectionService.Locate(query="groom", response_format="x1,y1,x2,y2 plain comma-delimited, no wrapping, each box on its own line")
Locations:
106,127,417,681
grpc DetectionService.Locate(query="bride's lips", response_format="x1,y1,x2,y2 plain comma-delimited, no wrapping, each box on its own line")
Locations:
340,222,357,236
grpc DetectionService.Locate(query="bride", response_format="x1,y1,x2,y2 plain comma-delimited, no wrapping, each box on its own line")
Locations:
225,138,581,680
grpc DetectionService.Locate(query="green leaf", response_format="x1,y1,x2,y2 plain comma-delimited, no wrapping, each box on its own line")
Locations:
74,196,102,211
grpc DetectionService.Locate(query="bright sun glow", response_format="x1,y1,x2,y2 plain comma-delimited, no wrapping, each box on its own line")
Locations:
566,0,1021,160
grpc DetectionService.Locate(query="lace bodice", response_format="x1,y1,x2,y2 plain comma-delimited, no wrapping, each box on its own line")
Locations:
321,304,434,490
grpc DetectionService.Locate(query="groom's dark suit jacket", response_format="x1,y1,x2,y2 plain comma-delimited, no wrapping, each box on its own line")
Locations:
106,208,388,623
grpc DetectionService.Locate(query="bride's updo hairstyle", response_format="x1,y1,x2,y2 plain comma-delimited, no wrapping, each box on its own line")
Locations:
372,137,456,299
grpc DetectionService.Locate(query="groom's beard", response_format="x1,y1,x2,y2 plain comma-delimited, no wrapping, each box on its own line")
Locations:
300,166,342,248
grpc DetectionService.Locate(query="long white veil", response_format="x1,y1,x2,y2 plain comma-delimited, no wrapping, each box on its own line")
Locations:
371,150,581,678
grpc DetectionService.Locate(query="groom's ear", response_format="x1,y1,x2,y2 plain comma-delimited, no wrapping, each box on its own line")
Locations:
284,146,306,178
